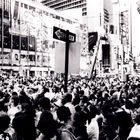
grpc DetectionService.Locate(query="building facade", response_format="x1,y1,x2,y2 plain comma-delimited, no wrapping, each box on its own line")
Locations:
0,0,84,77
42,0,87,16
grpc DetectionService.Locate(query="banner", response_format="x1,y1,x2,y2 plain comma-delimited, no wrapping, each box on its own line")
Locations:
102,44,110,67
88,32,98,51
69,42,80,74
55,42,80,74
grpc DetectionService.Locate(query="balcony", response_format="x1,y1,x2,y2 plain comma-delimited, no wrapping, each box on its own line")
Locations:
42,0,67,6
54,0,86,10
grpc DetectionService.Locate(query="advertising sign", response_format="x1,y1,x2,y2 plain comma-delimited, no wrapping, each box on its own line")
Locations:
0,52,11,65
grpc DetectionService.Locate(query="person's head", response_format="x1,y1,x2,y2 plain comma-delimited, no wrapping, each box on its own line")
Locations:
62,93,72,105
73,111,87,126
0,90,4,99
72,95,80,106
80,96,88,106
0,111,10,133
56,106,71,123
37,110,57,138
11,96,19,107
72,87,77,95
125,99,134,110
38,97,51,111
12,91,18,96
88,105,99,119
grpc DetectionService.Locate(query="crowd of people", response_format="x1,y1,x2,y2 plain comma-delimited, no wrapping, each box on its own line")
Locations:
0,73,140,140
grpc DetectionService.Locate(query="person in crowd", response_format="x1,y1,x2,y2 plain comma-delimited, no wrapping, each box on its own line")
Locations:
37,97,57,140
86,105,99,140
12,102,36,140
115,99,134,140
101,100,118,140
0,111,12,140
128,114,140,140
1,72,140,140
7,95,21,122
62,93,76,124
56,105,76,140
73,110,88,140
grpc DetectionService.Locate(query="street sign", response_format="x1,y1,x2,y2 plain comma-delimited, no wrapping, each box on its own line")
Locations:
53,26,76,42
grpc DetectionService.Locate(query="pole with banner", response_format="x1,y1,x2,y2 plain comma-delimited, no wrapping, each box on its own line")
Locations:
53,27,76,93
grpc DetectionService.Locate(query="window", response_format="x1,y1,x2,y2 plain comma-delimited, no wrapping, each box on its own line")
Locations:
29,36,36,51
29,6,35,11
4,10,9,18
21,36,28,50
13,1,19,20
82,8,86,12
4,35,11,48
82,12,87,16
56,15,60,19
13,35,20,50
21,3,24,7
24,4,28,9
29,55,35,61
45,11,49,16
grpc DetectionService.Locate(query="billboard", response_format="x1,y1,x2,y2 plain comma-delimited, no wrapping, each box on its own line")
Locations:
102,44,110,67
88,32,98,51
0,52,11,65
12,51,19,66
20,54,28,66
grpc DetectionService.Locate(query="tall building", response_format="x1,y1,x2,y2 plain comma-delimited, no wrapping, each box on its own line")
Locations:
0,0,84,77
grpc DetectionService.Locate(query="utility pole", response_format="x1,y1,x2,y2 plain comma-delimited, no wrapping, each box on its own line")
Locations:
64,30,69,93
1,0,4,70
